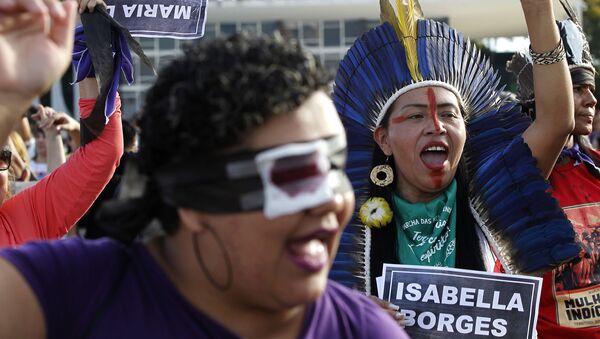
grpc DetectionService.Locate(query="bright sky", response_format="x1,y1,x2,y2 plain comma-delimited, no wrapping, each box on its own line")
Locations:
481,36,530,53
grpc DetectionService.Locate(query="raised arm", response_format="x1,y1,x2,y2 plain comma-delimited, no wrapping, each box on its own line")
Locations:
0,0,76,145
0,78,123,245
32,105,66,173
520,0,574,178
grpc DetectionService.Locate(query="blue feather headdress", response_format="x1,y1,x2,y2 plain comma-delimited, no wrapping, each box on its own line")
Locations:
331,0,579,293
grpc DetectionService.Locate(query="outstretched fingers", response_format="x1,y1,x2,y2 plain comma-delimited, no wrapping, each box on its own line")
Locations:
49,1,76,51
0,0,46,14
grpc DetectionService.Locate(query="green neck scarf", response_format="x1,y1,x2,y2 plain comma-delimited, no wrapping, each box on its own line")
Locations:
393,180,457,267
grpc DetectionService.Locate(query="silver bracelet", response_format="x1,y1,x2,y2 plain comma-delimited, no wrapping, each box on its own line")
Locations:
529,40,565,65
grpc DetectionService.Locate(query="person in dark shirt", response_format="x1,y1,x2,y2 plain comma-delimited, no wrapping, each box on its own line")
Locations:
78,119,138,239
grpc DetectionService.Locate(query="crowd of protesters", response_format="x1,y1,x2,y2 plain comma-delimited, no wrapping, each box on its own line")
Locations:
0,0,597,338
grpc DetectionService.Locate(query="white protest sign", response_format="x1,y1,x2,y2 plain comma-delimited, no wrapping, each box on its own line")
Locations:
380,264,542,339
105,0,208,39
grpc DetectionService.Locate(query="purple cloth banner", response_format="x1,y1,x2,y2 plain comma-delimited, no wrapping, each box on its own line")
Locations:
105,0,208,39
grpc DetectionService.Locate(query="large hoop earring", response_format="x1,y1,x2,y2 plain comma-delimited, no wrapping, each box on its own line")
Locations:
370,157,394,187
192,224,233,291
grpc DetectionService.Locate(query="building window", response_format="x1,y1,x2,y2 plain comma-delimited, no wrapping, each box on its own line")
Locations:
139,57,157,83
302,21,320,47
158,55,176,71
220,22,237,36
366,20,379,30
323,21,340,47
241,22,258,34
139,37,156,49
204,23,216,40
261,21,278,36
344,19,368,46
324,53,341,73
159,38,175,50
279,21,299,41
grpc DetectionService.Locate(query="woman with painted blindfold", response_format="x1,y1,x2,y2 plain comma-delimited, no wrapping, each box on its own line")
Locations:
0,35,408,338
331,0,580,313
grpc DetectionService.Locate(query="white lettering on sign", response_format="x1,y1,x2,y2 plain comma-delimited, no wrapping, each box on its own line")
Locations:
144,4,157,17
120,4,192,19
106,5,115,16
160,5,174,18
401,311,509,337
395,282,524,312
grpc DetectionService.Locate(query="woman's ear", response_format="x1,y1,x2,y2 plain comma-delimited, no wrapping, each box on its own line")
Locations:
373,126,392,156
177,208,205,232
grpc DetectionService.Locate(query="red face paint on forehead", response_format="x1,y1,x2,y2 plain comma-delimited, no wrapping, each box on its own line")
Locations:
427,88,441,132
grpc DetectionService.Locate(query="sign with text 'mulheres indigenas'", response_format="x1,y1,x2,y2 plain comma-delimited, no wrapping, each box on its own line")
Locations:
105,0,208,39
379,264,542,339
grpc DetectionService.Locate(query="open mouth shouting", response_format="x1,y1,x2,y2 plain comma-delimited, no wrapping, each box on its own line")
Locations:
287,229,336,273
420,142,449,170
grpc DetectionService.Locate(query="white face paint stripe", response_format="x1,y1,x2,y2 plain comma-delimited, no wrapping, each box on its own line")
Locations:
257,139,332,219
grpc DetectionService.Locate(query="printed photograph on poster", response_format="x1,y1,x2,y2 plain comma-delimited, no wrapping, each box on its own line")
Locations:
554,203,600,328
379,264,543,339
104,0,209,39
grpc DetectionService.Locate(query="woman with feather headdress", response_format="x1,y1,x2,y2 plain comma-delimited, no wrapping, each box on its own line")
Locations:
331,0,579,319
508,1,600,336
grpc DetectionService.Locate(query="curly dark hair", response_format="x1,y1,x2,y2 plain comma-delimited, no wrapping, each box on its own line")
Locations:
137,33,330,174
98,34,331,243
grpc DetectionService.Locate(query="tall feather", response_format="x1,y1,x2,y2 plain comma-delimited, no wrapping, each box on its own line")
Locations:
380,0,423,80
379,0,402,40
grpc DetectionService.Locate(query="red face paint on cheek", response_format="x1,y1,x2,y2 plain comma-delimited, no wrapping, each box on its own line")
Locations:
427,88,441,132
391,116,408,124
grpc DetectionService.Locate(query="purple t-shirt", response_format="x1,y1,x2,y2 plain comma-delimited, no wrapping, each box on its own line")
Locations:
1,238,408,339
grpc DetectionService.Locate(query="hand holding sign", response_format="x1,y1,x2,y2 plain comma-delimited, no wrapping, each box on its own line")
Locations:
368,295,410,328
78,0,106,13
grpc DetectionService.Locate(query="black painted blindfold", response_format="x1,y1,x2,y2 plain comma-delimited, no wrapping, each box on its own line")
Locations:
571,67,596,87
154,135,351,218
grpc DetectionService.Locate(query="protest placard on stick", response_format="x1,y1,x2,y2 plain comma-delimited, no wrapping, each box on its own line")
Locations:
105,0,208,39
379,264,542,339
